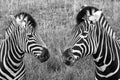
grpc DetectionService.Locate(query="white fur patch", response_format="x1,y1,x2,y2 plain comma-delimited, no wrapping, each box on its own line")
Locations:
89,10,103,22
16,15,28,28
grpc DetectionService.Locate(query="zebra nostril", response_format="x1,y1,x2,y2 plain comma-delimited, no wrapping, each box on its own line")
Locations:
68,56,72,61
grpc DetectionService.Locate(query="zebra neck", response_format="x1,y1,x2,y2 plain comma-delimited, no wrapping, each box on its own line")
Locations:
93,32,120,78
98,14,116,39
6,26,25,52
5,21,17,40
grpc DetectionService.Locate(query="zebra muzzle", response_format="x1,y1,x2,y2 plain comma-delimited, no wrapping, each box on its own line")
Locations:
37,48,50,63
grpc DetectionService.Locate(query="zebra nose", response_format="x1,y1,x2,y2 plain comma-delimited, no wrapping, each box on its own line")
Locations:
38,48,50,63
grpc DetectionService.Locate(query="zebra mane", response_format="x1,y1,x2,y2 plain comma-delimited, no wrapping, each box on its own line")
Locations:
76,6,98,25
76,6,116,39
101,13,116,39
4,16,20,40
15,12,37,29
88,10,116,39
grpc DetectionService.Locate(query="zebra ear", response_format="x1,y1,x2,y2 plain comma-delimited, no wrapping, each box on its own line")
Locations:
88,10,103,22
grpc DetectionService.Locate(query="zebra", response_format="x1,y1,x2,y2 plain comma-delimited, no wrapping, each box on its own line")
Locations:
0,12,50,80
62,6,120,80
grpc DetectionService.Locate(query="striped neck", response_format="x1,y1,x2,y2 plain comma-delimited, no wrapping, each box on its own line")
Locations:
5,20,18,39
98,13,116,39
5,19,26,52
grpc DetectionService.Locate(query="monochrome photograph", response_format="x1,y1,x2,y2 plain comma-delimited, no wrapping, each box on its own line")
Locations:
0,0,120,80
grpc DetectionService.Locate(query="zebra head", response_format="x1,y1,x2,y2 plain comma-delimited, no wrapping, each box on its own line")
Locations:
62,20,93,66
11,12,50,63
62,6,104,66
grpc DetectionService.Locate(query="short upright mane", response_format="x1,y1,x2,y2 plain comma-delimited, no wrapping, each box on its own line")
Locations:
76,6,116,39
15,12,37,29
4,17,19,40
76,6,98,25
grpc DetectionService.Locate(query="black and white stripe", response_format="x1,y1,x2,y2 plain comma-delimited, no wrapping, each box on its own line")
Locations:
62,6,120,80
0,12,50,80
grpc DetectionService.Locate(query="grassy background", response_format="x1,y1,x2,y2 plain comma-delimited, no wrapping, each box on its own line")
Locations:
0,0,120,80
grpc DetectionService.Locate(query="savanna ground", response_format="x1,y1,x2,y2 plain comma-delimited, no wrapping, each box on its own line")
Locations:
0,0,120,80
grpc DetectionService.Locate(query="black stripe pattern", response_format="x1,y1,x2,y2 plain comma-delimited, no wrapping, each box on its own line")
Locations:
62,6,120,80
0,12,50,80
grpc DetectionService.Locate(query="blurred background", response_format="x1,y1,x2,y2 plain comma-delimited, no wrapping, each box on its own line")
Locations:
0,0,120,80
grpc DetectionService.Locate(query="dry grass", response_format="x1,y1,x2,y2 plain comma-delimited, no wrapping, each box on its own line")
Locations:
0,0,120,80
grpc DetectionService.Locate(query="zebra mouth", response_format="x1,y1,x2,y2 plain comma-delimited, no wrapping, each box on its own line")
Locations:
64,59,74,66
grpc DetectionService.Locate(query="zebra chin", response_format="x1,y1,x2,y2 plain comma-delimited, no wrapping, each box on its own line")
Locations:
37,48,50,63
